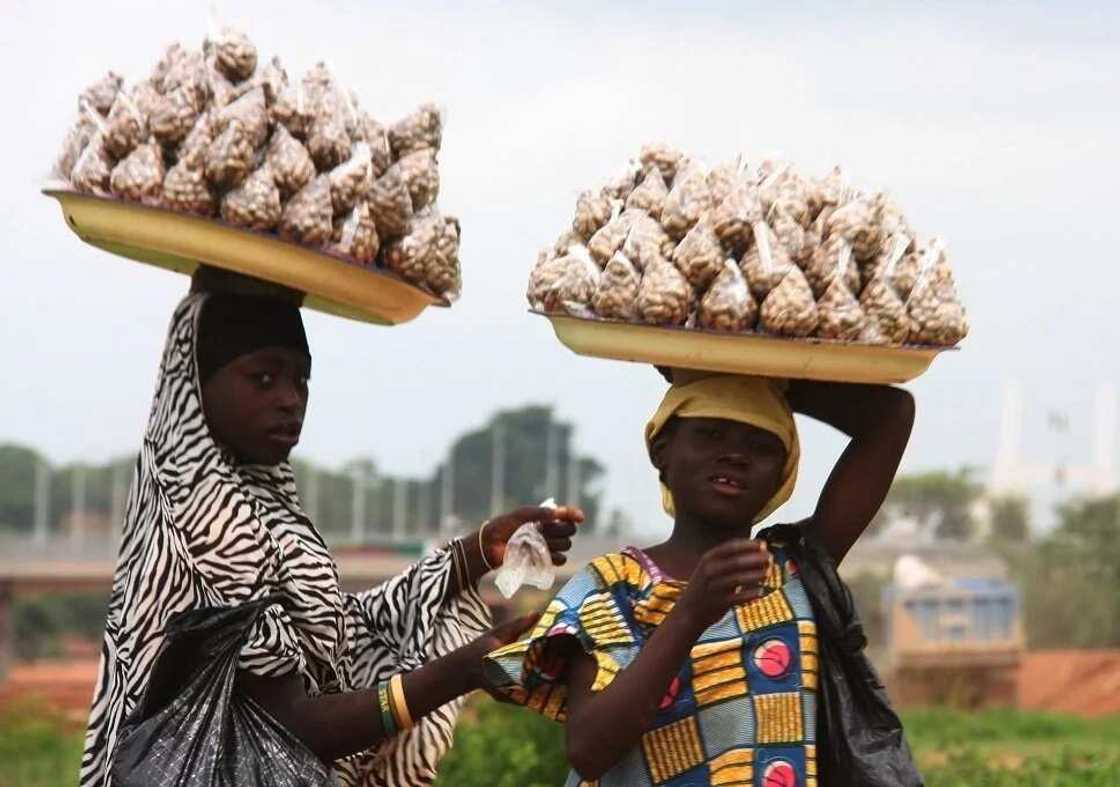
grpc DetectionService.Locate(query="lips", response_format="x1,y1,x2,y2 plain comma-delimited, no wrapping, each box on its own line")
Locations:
708,473,745,495
267,422,302,447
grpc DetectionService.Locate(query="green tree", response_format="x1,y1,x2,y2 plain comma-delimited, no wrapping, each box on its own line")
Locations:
0,443,44,533
1014,493,1120,648
988,494,1031,543
881,468,983,541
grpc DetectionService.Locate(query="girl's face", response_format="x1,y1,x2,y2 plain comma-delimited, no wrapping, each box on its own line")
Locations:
654,417,787,529
202,347,311,465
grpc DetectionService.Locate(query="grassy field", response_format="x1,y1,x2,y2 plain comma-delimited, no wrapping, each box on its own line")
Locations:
2,699,1118,786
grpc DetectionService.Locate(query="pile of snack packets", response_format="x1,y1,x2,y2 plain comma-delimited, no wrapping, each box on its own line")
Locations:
53,28,460,298
528,145,968,346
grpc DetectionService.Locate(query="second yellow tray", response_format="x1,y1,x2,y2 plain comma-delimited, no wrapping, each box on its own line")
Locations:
538,312,949,383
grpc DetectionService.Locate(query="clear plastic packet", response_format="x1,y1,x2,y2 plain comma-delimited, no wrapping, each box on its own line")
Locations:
711,176,764,250
871,191,908,245
548,245,601,317
330,199,380,265
367,162,414,238
388,102,442,157
397,147,440,211
161,49,211,108
54,111,99,181
587,202,630,266
221,164,282,231
255,56,289,106
707,155,748,208
699,258,758,332
494,498,559,598
815,247,867,341
207,27,257,83
150,44,185,93
307,113,350,172
265,124,314,198
807,165,845,222
176,109,215,166
110,141,166,204
621,209,674,271
104,88,147,159
601,160,641,202
859,277,911,346
769,204,810,265
301,61,335,106
427,214,463,298
592,250,642,320
150,83,204,146
70,131,113,194
572,189,613,241
636,255,692,326
805,235,861,298
527,248,571,310
384,210,460,297
80,72,123,116
206,57,238,109
625,167,669,220
639,143,684,184
204,119,255,188
163,154,216,216
358,112,392,177
905,238,969,346
328,142,373,216
271,82,313,140
740,221,796,301
214,86,269,148
759,265,819,337
279,174,333,245
672,216,724,290
660,158,713,239
824,198,881,262
553,229,584,257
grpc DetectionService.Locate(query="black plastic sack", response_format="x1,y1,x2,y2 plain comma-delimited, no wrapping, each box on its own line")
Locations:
760,524,924,787
110,597,335,786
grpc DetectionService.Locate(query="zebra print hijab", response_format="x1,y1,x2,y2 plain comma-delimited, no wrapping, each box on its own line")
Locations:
82,294,491,786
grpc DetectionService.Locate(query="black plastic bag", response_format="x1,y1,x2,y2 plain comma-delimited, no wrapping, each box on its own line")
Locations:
110,597,334,787
759,524,924,787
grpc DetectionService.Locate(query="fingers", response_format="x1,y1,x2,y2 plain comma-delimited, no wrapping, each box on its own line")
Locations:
508,505,585,525
495,613,540,644
540,519,578,538
705,538,768,561
550,552,569,567
546,536,573,553
709,569,768,595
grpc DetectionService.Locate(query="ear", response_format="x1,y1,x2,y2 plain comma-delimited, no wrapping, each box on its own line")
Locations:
649,428,673,481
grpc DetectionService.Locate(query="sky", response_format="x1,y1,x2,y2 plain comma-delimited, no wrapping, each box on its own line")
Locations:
2,0,1118,537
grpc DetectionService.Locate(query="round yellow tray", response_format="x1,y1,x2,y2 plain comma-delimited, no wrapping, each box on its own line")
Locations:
44,188,445,325
536,311,951,384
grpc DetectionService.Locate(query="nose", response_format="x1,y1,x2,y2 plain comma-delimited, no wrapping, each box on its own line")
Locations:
275,380,306,415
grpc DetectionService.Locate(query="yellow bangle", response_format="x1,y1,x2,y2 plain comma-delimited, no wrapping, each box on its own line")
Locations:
478,520,495,572
390,674,414,730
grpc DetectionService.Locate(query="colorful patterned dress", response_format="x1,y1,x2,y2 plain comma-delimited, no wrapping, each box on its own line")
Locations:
484,544,819,787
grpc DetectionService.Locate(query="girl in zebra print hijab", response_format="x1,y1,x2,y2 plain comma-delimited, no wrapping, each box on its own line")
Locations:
81,291,582,786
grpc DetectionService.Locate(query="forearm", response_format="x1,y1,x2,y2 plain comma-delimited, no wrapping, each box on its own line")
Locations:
240,648,477,763
787,381,912,437
443,532,490,603
566,612,701,779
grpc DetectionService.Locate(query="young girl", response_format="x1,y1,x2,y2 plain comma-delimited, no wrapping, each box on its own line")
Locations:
484,373,919,787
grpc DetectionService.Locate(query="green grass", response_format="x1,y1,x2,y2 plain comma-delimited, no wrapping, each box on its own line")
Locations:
0,702,83,787
2,700,1118,786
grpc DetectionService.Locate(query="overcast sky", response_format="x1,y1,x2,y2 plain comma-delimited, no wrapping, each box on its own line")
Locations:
2,0,1117,536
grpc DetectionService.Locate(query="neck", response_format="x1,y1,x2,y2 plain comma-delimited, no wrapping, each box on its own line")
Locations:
646,511,753,580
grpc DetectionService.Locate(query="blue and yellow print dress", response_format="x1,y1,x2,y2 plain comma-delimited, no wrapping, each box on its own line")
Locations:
483,544,819,787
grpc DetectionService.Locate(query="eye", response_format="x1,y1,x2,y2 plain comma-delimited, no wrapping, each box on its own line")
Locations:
255,372,275,388
697,424,722,439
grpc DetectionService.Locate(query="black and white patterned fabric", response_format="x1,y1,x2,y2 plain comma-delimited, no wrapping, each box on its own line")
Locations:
80,294,490,786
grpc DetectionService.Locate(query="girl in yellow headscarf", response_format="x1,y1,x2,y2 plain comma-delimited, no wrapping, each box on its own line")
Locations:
484,372,920,787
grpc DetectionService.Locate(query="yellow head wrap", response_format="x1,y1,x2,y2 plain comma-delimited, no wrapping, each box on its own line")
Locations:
645,373,800,524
